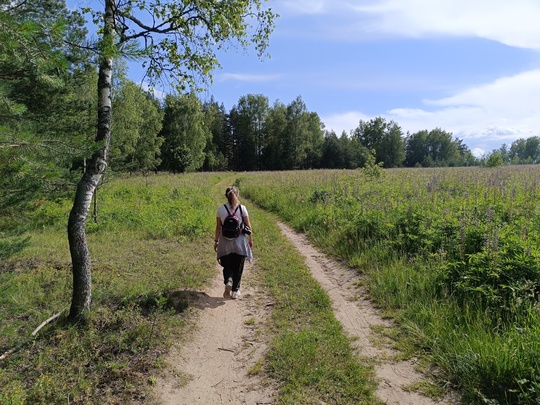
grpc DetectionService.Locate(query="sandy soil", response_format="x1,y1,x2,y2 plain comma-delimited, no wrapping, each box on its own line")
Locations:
154,263,275,405
154,222,459,404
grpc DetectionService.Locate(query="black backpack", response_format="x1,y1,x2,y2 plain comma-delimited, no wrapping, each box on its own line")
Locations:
221,204,243,240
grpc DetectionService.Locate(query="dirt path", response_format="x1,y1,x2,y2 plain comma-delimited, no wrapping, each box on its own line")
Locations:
154,262,275,405
155,221,458,404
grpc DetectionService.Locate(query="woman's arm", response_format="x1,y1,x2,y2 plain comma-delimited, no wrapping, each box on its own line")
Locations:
214,217,221,252
243,215,253,248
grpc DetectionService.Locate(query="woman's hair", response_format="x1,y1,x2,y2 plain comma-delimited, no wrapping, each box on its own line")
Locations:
225,186,240,208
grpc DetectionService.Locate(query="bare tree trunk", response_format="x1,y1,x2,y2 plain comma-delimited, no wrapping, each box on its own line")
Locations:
68,0,115,321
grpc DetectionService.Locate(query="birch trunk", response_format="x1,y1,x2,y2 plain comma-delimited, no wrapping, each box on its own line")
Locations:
68,0,115,321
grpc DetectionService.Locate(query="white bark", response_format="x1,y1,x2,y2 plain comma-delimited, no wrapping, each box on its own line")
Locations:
68,0,115,321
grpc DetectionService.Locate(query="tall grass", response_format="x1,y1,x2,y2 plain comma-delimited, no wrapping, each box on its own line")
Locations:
4,167,540,403
239,166,540,404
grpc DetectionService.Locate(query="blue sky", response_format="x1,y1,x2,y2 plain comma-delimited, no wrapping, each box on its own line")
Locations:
186,0,540,157
120,0,540,156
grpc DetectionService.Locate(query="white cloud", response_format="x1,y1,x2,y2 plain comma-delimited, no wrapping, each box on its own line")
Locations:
471,148,485,158
353,0,540,50
322,69,540,154
276,0,540,49
320,111,371,134
217,73,282,83
140,82,166,100
428,69,540,110
390,69,540,138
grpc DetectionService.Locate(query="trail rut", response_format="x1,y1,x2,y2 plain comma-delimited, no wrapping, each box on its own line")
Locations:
277,222,458,405
154,266,274,405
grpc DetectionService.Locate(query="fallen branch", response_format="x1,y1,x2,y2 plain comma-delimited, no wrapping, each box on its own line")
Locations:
31,311,63,336
1,310,65,362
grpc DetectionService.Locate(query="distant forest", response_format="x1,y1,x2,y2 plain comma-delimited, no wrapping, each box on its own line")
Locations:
80,81,540,174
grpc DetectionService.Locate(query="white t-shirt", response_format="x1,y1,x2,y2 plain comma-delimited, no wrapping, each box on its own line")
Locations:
216,203,252,261
217,203,249,225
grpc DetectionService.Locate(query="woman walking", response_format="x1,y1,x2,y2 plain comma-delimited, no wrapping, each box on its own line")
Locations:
214,186,253,299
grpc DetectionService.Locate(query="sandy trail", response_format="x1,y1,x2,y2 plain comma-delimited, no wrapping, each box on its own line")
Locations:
155,221,458,404
155,264,275,405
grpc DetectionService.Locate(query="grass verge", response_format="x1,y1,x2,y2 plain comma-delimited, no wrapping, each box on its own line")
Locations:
248,203,381,404
238,167,540,403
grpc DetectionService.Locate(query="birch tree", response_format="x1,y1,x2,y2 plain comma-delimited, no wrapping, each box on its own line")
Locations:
68,0,277,320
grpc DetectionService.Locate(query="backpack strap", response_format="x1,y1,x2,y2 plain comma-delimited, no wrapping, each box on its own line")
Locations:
223,204,243,226
238,205,244,226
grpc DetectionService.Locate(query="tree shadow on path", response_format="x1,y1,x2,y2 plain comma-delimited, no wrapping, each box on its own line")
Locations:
167,290,226,312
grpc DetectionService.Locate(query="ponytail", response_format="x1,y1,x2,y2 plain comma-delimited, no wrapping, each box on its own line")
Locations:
225,186,240,209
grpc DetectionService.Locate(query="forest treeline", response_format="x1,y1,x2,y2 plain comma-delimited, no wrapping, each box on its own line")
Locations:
2,0,540,211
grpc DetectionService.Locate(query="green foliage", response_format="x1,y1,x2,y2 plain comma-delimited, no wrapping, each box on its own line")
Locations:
240,166,540,403
444,232,540,325
89,0,277,93
223,94,325,171
361,150,385,179
261,100,288,170
510,136,540,164
485,151,505,167
489,136,540,166
77,175,216,239
160,93,209,172
202,98,230,171
0,0,96,213
352,117,405,168
283,95,324,170
111,75,164,173
405,128,465,167
231,94,269,171
253,205,380,403
0,236,31,259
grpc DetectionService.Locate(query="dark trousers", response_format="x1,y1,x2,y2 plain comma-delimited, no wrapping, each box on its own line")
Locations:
219,253,245,292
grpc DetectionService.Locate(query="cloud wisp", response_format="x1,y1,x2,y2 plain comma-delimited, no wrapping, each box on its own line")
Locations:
394,69,540,136
217,73,283,83
354,0,540,50
276,0,540,50
273,0,328,15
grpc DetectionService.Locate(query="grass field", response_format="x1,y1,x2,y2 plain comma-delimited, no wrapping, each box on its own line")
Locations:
1,172,379,404
239,166,540,404
2,166,540,404
1,173,221,404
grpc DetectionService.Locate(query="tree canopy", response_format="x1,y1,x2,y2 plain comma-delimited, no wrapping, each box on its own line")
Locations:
160,93,208,173
352,117,405,168
0,0,95,213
